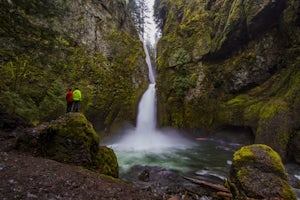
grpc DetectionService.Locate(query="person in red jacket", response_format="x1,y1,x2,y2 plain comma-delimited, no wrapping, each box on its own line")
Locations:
66,88,73,113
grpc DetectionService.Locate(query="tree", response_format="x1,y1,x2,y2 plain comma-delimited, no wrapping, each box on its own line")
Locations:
128,0,149,37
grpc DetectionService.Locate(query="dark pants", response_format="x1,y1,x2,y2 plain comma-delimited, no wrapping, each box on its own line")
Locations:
66,102,73,113
73,101,80,112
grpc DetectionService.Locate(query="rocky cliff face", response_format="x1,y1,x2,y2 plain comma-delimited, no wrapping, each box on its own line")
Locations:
155,0,300,161
0,0,148,132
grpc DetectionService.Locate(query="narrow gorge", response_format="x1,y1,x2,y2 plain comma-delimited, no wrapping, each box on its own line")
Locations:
0,0,299,199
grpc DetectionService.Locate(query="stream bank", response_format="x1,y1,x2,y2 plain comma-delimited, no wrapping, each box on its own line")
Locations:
104,129,300,199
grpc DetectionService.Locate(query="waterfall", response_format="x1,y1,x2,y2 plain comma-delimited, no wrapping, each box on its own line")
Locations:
110,0,193,151
136,83,156,132
143,42,155,84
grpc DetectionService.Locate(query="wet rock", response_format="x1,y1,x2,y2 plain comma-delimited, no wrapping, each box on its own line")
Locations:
228,144,297,199
155,0,299,165
138,169,150,182
289,131,300,164
16,113,118,177
121,165,213,199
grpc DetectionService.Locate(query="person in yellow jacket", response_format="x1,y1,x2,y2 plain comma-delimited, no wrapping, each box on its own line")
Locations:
72,87,82,112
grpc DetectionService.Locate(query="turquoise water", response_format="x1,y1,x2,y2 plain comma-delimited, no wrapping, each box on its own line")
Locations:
110,137,238,183
105,136,300,198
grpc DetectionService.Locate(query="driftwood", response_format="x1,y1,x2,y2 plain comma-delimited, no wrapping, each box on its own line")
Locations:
217,191,233,199
183,176,230,193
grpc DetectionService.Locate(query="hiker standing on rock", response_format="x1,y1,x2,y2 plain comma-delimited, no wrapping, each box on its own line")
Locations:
66,88,73,113
72,88,82,112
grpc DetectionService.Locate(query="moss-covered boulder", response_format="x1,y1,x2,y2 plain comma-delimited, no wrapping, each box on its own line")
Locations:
94,146,119,178
16,113,118,178
228,144,296,199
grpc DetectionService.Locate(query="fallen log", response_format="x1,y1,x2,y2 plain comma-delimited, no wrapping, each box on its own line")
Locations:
183,176,230,193
217,191,233,199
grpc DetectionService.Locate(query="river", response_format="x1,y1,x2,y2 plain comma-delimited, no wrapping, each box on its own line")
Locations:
104,0,300,198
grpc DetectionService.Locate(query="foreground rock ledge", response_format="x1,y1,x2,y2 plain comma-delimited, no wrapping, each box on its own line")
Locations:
228,144,296,199
0,151,158,200
16,113,118,178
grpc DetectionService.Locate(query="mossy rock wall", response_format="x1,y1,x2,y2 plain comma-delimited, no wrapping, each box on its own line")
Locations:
0,0,148,132
16,113,119,178
228,144,296,199
155,0,300,161
289,131,300,163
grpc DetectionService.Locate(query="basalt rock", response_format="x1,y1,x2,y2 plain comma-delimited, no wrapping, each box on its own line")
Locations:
0,112,29,137
16,113,119,178
121,165,211,199
0,0,148,132
289,131,300,164
228,144,296,199
155,0,300,163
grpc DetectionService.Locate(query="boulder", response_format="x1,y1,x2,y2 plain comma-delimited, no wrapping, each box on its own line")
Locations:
228,144,296,199
121,165,209,198
16,113,118,178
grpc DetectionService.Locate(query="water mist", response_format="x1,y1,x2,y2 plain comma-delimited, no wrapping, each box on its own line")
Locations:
110,0,193,152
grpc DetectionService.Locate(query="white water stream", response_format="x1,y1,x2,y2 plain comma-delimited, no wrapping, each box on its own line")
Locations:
104,2,300,197
110,0,193,152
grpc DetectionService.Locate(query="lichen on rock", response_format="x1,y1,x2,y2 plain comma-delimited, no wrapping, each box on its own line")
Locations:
228,144,296,199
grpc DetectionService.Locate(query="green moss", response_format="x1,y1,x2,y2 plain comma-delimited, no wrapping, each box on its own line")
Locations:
170,48,191,67
256,98,290,149
235,167,296,199
44,114,99,149
210,0,245,52
0,0,147,132
215,94,258,127
37,114,99,165
94,147,119,178
226,96,245,105
236,167,251,190
184,96,216,129
259,99,288,120
154,0,300,170
216,104,234,125
57,114,119,177
65,113,100,144
282,0,300,44
281,183,298,200
244,101,263,124
233,145,254,163
284,67,300,102
257,144,285,173
233,144,285,174
17,114,119,177
231,144,296,199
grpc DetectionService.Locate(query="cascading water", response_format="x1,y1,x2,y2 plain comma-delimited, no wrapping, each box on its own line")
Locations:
104,2,300,196
111,0,193,151
102,3,300,197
